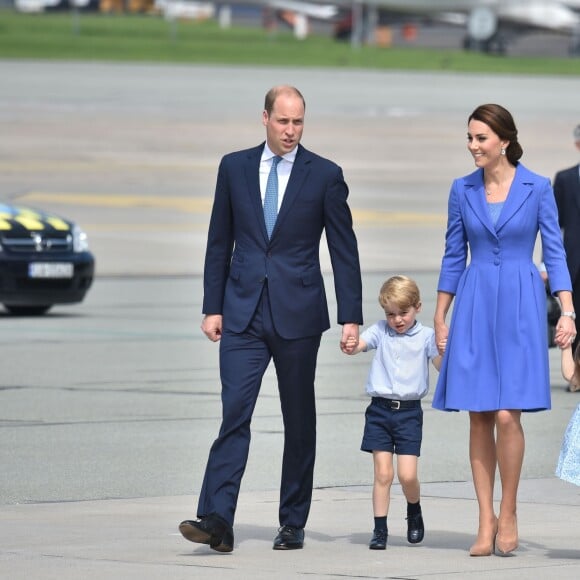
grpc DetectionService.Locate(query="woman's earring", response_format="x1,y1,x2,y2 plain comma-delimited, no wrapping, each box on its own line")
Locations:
501,148,506,155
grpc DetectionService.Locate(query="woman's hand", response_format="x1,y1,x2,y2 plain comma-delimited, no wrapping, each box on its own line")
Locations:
435,322,449,356
554,315,577,349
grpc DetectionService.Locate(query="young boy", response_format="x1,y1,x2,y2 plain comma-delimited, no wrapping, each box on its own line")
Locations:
345,275,442,550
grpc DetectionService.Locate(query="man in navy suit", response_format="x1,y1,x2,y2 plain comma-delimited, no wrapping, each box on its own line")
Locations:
179,86,363,552
553,124,580,360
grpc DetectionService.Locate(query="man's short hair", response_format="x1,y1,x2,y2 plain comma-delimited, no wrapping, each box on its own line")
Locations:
574,124,580,141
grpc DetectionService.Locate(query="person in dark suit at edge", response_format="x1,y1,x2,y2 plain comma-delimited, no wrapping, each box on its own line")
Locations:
179,85,363,552
554,124,580,392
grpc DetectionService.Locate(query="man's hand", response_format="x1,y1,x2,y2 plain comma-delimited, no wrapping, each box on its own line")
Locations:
201,314,223,342
340,323,359,354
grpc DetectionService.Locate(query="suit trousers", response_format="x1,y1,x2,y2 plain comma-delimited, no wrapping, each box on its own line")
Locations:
197,285,322,528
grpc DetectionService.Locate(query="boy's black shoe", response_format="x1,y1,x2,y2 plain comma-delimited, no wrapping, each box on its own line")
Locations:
369,528,388,550
406,511,424,544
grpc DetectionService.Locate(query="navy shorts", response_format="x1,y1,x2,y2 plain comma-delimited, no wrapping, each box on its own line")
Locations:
361,397,423,456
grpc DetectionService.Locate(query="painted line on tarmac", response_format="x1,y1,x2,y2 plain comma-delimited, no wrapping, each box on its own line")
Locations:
0,160,215,171
82,224,208,232
354,209,445,225
22,192,212,212
20,192,446,226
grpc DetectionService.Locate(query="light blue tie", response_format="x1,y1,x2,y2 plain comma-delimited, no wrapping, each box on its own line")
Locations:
264,155,282,238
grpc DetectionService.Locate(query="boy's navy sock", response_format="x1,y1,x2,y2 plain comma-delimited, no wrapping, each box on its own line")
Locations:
374,516,388,531
407,501,421,517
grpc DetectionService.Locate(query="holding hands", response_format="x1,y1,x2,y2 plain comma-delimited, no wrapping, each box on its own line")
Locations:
434,323,448,357
341,323,362,355
344,335,359,355
555,315,576,349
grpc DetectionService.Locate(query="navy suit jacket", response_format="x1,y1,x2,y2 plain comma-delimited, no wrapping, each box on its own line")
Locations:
202,143,363,340
553,163,580,282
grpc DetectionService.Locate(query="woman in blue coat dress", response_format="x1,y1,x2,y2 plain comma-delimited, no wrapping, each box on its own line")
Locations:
432,104,576,557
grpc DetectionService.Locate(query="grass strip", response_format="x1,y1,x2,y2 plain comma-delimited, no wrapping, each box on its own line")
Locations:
0,10,579,75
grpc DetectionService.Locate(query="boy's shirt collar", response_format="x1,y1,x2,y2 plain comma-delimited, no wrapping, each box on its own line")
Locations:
385,320,422,337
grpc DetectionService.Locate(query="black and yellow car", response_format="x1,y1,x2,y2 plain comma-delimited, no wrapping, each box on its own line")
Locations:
0,202,95,315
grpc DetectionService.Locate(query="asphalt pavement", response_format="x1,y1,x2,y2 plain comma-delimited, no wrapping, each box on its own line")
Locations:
1,61,579,579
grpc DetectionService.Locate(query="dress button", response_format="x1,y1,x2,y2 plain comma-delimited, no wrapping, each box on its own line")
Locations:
494,258,500,265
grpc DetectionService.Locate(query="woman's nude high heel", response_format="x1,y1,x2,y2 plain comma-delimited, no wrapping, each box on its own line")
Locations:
495,515,518,556
469,518,498,557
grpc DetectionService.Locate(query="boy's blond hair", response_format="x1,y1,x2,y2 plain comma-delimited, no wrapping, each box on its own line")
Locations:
378,275,421,310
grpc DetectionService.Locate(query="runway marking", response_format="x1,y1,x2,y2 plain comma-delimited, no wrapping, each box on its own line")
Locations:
22,192,213,212
20,192,446,227
353,209,446,225
81,224,208,232
0,160,216,171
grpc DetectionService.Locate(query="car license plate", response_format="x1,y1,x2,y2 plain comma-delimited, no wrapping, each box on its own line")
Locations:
28,263,74,279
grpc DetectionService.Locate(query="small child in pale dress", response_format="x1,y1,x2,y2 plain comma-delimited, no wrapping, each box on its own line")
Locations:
555,343,580,486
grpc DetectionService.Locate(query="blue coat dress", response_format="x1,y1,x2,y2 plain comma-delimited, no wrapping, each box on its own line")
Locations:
432,164,572,412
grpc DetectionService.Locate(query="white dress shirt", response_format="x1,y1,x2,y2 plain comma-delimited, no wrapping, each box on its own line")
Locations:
260,144,296,212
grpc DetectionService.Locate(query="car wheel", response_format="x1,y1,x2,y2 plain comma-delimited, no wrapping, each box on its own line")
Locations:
4,305,53,316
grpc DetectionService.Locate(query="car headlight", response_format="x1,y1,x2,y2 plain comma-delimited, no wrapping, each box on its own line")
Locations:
72,225,90,253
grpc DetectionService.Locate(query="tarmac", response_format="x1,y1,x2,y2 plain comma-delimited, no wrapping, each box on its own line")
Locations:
1,61,580,579
1,461,580,579
1,273,579,580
